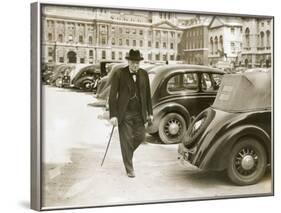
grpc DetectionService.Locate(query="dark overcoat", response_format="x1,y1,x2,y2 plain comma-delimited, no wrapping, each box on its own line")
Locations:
109,66,153,124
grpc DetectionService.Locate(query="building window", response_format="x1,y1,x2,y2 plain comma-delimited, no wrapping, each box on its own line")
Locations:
163,54,167,61
261,22,264,27
126,28,130,34
148,53,152,60
102,37,106,45
163,42,166,48
260,31,265,47
58,34,63,42
112,38,115,45
102,50,106,59
170,32,174,37
210,37,214,54
170,55,174,60
231,27,235,34
132,29,136,34
59,57,64,63
112,27,115,33
148,41,152,47
48,47,53,57
79,35,83,43
80,58,85,63
245,28,250,47
139,30,143,35
48,33,52,41
214,36,218,54
170,43,174,49
119,52,122,60
156,42,159,48
89,50,93,57
156,53,160,60
126,39,129,46
133,40,136,46
140,40,143,47
112,51,115,60
266,30,271,47
119,39,123,46
89,36,93,44
219,35,223,51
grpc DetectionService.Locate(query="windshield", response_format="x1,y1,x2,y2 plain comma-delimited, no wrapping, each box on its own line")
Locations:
212,72,271,112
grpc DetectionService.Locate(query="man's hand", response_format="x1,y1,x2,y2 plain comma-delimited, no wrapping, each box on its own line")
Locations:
110,117,118,126
147,115,153,126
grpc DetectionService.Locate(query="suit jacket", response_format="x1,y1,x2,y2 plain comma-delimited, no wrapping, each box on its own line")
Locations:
109,66,153,124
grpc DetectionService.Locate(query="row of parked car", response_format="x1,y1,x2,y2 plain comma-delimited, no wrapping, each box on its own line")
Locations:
93,62,272,186
42,61,123,91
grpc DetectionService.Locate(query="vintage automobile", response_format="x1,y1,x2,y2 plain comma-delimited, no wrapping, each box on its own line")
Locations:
71,64,101,91
42,62,56,84
49,64,74,88
178,72,271,185
146,64,225,144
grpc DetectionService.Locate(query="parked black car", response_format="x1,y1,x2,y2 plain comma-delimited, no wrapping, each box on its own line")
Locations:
49,64,74,88
178,72,271,185
146,64,225,144
71,64,101,91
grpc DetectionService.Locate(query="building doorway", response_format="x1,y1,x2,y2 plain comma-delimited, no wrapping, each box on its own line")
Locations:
67,51,77,63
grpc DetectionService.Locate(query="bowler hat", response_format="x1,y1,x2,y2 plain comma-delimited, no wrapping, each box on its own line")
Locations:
125,49,144,61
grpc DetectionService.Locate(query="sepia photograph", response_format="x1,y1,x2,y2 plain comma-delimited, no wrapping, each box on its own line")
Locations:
31,2,273,211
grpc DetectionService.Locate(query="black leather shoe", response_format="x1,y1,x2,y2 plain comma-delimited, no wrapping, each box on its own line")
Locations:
127,171,135,178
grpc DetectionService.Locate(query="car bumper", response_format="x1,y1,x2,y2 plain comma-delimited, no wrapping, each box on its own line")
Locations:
177,143,198,167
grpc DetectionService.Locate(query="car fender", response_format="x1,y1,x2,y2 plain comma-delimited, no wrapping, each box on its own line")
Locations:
199,124,271,171
146,102,191,134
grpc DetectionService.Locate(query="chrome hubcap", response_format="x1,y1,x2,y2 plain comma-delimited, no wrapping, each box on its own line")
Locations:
164,119,182,137
169,123,180,135
234,147,258,176
241,155,255,170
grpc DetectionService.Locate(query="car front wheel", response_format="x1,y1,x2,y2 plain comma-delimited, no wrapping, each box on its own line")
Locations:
82,80,94,91
158,113,186,144
227,137,267,185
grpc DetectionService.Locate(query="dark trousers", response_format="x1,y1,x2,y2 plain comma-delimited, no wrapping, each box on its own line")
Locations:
118,111,145,173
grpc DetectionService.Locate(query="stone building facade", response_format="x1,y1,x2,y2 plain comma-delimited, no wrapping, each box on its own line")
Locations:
241,18,272,68
42,6,183,64
178,16,211,65
208,17,243,67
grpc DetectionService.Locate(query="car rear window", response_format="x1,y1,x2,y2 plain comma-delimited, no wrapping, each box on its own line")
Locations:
167,73,198,93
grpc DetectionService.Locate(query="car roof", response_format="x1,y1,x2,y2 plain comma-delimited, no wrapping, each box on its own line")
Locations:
213,72,271,112
149,64,225,76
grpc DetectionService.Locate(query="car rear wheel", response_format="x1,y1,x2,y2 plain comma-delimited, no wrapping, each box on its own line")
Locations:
158,113,186,144
227,137,267,185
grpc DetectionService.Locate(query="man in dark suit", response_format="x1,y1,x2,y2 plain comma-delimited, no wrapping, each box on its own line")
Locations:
109,49,153,178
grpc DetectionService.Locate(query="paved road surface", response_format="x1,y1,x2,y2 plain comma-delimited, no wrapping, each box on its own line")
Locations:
41,86,272,209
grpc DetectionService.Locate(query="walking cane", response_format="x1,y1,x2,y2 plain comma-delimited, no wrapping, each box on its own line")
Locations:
101,125,115,167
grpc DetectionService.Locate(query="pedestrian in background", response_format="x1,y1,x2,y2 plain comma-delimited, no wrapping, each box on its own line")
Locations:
109,49,153,178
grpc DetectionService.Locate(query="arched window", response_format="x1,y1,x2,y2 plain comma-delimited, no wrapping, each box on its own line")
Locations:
266,30,271,47
260,31,265,47
210,37,213,54
219,35,223,51
245,28,250,47
214,36,218,54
